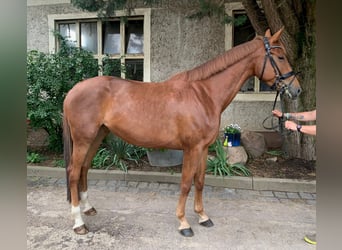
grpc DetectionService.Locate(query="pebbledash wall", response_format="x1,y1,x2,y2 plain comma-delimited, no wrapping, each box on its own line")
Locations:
27,0,281,132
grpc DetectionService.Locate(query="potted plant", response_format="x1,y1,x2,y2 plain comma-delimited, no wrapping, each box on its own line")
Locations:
224,124,241,147
146,148,183,167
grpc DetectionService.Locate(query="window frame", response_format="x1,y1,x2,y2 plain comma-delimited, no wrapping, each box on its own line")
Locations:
48,8,151,81
225,2,275,101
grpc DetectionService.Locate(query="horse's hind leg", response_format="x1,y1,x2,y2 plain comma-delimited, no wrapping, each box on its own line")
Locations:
68,142,91,234
194,147,213,227
69,127,109,235
79,126,109,217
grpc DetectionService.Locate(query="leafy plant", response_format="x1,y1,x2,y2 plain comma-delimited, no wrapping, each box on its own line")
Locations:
266,150,284,156
92,135,146,172
224,124,241,134
206,139,250,177
102,56,125,77
54,159,65,168
27,34,99,152
26,152,45,163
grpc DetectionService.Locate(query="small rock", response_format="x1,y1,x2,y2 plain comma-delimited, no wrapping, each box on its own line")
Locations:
225,146,248,165
241,130,267,158
266,157,277,163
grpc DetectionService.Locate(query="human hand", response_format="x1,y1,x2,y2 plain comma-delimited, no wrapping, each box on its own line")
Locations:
284,121,297,131
272,110,283,118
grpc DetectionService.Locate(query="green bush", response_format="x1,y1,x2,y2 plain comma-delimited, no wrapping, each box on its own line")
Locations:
206,139,250,177
27,35,99,152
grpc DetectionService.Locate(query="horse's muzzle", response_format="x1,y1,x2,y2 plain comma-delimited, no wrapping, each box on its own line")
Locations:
285,85,302,100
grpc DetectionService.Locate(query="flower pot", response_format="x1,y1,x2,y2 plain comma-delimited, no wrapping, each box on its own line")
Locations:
224,132,241,147
147,149,183,167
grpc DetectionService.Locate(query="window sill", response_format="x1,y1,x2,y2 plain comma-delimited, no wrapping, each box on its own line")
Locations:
234,92,278,102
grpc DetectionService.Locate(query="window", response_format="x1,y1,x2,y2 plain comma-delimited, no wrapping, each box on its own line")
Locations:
225,3,275,101
233,11,272,93
48,9,151,81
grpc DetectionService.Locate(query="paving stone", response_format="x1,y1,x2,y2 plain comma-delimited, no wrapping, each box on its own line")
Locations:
299,192,314,200
127,181,138,188
286,192,300,199
137,182,149,189
258,196,280,203
259,190,274,197
236,189,260,197
56,178,66,185
148,182,160,189
117,186,129,192
159,183,170,189
305,199,316,205
96,180,107,186
273,191,287,199
127,187,138,194
106,180,118,187
88,180,98,186
168,183,179,191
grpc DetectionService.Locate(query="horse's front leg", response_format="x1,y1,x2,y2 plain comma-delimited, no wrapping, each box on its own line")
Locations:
194,147,214,227
176,147,202,237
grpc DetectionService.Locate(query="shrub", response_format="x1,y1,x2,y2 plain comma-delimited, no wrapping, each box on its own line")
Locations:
27,34,99,152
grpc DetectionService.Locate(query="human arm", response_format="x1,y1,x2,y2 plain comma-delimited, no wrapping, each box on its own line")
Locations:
272,109,316,121
284,120,316,136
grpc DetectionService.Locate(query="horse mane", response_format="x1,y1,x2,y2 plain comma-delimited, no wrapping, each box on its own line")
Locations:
169,35,263,82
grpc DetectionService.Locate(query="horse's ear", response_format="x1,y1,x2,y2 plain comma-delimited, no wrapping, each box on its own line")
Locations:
269,27,284,43
264,29,271,37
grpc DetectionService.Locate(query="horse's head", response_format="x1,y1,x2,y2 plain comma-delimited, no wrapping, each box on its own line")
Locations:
257,27,302,100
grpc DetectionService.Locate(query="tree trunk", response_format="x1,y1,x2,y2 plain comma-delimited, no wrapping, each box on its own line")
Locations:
242,0,316,160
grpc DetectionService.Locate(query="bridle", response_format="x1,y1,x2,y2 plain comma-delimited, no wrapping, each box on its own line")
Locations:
260,37,299,134
259,37,298,99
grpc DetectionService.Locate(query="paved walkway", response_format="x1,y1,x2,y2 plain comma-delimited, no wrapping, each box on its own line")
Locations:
27,174,316,250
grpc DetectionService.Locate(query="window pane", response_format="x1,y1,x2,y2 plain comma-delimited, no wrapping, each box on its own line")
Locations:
240,77,255,92
125,59,143,80
233,12,257,92
80,22,98,53
125,20,144,54
260,81,272,91
103,21,121,54
102,58,122,77
59,23,77,47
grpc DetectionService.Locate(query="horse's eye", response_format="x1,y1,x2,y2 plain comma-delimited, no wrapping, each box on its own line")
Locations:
278,56,285,60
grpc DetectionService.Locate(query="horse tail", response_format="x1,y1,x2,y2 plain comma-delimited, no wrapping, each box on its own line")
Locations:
63,112,72,203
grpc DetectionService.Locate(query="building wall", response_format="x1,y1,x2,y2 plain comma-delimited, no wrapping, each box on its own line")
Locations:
27,3,82,53
27,0,281,132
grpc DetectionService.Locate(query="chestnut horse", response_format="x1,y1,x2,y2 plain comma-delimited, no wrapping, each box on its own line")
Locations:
63,28,301,237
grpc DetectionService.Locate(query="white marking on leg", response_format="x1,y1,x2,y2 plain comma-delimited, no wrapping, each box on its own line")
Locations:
80,191,93,212
198,213,209,223
178,219,191,230
71,205,84,229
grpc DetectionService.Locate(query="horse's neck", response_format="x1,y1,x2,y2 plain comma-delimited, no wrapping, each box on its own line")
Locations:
203,55,257,112
184,38,262,112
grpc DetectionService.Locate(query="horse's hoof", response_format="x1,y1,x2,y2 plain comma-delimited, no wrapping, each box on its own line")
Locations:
84,207,97,216
73,224,89,235
199,219,214,227
179,227,194,237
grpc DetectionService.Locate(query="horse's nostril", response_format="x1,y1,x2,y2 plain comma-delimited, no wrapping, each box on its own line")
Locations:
298,88,302,94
